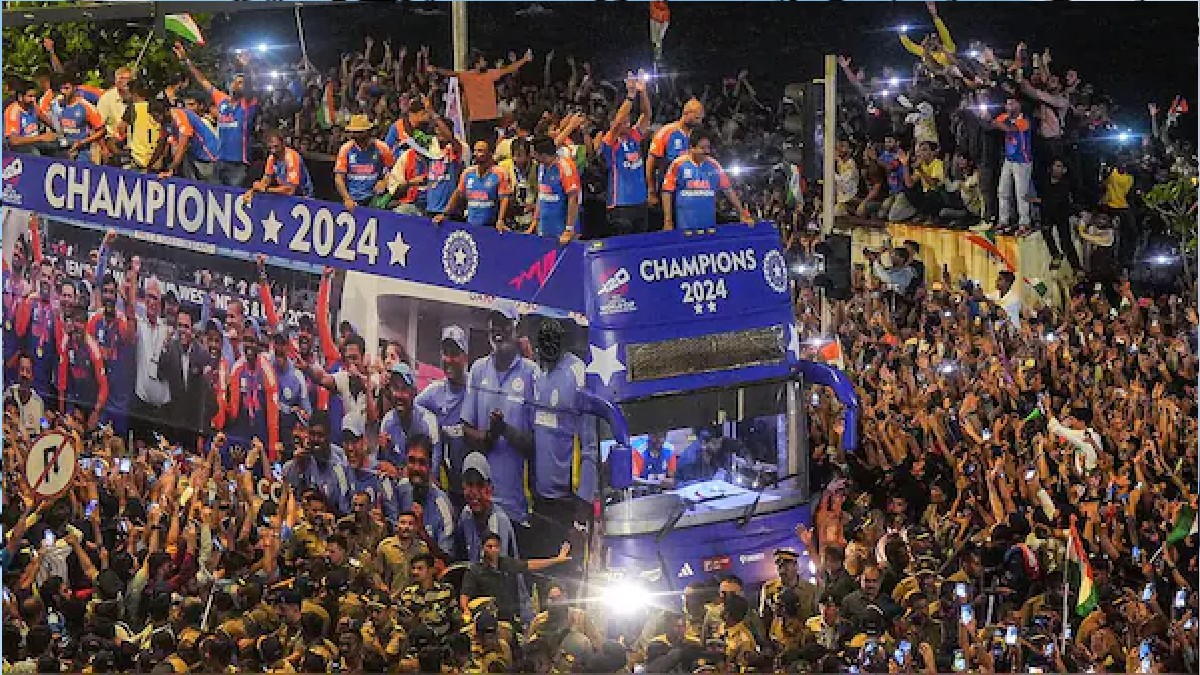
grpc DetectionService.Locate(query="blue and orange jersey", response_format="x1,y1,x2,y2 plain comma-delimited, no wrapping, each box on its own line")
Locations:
535,156,582,239
383,119,412,158
600,127,648,208
4,102,41,141
457,165,512,228
167,107,221,163
209,88,259,164
662,155,732,231
58,98,103,145
426,143,464,214
632,446,676,479
37,90,55,116
227,353,281,458
265,147,314,197
76,84,103,106
649,121,690,188
394,148,430,206
335,139,395,204
995,112,1032,164
58,332,108,413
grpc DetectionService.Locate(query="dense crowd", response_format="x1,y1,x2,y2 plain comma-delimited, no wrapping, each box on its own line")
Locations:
830,0,1194,275
3,5,1198,675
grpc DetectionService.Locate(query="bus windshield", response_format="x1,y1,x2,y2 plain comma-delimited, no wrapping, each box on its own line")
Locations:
601,381,803,535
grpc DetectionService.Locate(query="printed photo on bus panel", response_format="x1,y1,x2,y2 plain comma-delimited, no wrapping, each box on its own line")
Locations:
2,208,321,459
336,272,595,559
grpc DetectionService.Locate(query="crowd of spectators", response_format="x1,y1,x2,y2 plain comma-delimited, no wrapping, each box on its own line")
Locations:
829,0,1195,276
2,5,1197,674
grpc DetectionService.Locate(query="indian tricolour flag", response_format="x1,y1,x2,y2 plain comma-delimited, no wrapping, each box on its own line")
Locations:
1068,522,1099,617
316,81,336,130
165,13,205,46
785,163,803,208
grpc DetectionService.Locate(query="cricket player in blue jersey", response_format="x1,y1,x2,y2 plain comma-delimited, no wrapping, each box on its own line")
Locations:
383,434,455,555
282,410,349,513
461,302,537,527
378,362,440,470
415,325,470,499
526,316,595,563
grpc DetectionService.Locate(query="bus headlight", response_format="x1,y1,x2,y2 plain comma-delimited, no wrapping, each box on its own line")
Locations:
601,581,649,615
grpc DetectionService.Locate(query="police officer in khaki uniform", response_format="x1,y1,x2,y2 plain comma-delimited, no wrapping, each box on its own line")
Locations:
759,548,817,634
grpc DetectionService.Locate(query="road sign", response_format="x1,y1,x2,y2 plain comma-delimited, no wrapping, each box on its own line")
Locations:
24,431,77,502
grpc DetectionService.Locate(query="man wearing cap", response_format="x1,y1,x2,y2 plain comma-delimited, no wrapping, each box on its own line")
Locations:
461,302,537,526
415,325,470,499
334,115,395,211
269,328,311,460
760,549,817,637
381,434,455,555
378,362,440,470
335,412,380,511
225,323,281,461
455,452,520,565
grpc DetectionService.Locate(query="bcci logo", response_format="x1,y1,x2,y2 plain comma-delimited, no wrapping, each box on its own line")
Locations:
442,230,479,285
2,157,24,206
762,250,789,294
597,267,636,316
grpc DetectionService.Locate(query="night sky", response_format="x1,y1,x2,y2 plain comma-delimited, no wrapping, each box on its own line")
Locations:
210,2,1196,131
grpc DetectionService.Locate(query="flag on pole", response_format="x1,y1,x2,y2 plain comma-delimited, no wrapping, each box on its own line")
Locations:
785,163,803,207
1068,522,1098,618
445,77,468,147
1167,504,1197,545
964,232,1016,272
649,1,670,61
165,13,205,46
316,81,336,130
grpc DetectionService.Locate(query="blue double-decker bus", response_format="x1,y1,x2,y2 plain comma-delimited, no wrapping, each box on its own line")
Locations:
2,153,858,617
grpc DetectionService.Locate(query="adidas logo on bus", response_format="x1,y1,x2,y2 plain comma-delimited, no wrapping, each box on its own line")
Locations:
677,563,694,578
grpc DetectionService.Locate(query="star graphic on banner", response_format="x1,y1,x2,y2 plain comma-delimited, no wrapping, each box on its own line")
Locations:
787,323,802,359
454,247,468,266
387,232,411,266
693,303,704,315
586,344,626,387
262,210,284,244
707,301,718,313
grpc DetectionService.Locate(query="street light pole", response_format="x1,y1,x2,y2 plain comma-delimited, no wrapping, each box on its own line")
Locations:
820,54,837,335
452,1,469,72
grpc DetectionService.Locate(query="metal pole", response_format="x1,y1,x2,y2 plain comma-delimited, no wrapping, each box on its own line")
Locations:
451,2,469,72
820,54,837,335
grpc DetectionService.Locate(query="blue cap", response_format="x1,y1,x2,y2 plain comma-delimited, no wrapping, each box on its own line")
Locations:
388,362,415,388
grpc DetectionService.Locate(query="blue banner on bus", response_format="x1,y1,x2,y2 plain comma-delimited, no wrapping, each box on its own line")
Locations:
0,154,586,312
583,227,794,332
